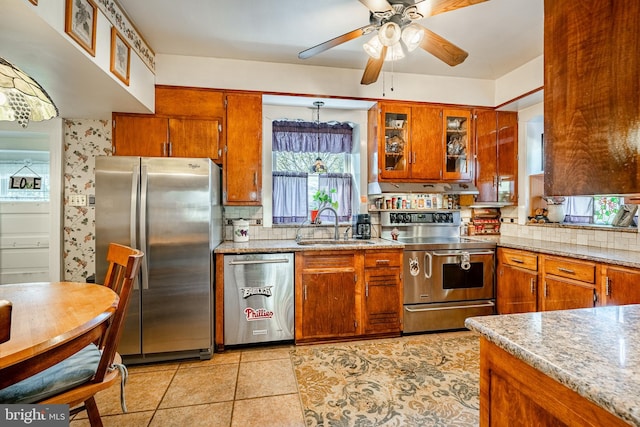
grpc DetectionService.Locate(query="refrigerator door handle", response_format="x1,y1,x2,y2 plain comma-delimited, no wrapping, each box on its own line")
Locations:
140,164,149,290
130,165,140,290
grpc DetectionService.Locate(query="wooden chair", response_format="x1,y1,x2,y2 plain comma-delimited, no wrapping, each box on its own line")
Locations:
0,243,143,427
0,299,12,344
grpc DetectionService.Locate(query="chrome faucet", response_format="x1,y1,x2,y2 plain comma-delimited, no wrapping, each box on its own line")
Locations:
313,206,340,240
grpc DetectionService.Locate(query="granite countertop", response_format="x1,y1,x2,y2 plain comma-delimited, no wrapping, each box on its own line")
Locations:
466,306,640,426
214,238,404,254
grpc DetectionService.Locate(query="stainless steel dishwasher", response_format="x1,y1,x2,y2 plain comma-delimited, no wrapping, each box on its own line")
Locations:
223,253,294,345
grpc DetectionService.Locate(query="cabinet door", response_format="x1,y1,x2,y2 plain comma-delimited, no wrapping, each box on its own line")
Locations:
169,118,221,161
475,109,498,202
443,109,472,180
602,266,640,306
299,271,358,340
410,105,443,180
497,264,537,314
225,92,262,204
379,104,411,180
364,268,401,334
112,115,168,157
496,111,518,203
540,277,595,311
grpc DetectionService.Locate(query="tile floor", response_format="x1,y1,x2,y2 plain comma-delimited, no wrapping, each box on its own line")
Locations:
70,344,304,427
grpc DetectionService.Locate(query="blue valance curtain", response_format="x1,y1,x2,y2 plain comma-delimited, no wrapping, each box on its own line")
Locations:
272,172,308,224
272,121,353,153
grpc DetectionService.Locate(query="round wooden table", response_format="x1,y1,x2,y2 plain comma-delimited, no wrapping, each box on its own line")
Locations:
0,282,118,389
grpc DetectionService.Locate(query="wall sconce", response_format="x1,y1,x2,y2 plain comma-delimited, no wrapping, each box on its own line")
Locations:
0,57,58,128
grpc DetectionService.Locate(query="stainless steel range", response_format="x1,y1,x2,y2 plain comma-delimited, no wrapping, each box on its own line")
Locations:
381,210,496,333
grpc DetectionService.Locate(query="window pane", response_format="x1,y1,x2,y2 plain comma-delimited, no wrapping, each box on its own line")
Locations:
0,158,50,201
593,196,622,225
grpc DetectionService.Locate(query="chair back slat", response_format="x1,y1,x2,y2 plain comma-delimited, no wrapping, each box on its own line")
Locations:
0,300,12,344
94,243,143,382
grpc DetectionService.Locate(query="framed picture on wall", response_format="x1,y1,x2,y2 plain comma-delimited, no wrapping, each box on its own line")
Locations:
65,0,97,56
110,27,131,85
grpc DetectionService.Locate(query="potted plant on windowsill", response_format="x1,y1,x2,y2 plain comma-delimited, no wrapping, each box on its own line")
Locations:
311,188,338,222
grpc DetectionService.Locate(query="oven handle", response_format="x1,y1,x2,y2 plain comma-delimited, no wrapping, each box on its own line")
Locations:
431,250,495,257
405,301,495,312
424,252,432,279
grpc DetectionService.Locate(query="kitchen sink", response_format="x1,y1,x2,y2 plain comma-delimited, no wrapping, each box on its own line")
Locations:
296,239,376,246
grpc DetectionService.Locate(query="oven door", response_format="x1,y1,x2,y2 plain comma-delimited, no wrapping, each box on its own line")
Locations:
429,249,495,302
403,250,436,304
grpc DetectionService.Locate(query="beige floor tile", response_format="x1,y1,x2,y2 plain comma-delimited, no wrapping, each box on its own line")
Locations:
231,394,304,427
149,402,233,427
235,359,297,399
127,361,180,374
159,364,238,408
76,369,176,418
70,410,154,427
241,346,293,363
179,351,241,369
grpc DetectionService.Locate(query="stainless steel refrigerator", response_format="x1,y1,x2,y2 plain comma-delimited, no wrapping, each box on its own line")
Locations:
95,156,221,362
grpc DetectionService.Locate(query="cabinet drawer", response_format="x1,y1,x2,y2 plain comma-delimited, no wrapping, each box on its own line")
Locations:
364,250,402,268
500,248,538,271
544,256,596,283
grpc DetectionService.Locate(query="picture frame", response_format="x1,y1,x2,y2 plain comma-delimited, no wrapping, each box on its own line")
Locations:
29,0,38,5
65,0,97,57
110,27,131,85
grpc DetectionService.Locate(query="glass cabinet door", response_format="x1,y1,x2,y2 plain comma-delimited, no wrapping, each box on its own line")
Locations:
443,109,472,180
380,105,411,179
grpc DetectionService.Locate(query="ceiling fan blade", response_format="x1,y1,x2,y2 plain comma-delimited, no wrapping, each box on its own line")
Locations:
414,0,489,18
419,26,468,66
358,0,393,13
298,24,376,59
361,46,387,85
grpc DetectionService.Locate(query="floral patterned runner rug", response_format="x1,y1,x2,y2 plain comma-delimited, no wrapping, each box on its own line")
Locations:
290,332,479,426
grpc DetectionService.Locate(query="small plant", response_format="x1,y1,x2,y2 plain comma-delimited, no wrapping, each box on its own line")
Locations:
313,188,338,210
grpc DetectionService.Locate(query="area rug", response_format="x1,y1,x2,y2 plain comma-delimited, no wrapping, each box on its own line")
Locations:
290,332,479,427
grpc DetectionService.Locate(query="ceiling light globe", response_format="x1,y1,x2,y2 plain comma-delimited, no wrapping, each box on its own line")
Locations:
385,43,405,61
363,37,383,59
378,22,401,47
401,24,424,52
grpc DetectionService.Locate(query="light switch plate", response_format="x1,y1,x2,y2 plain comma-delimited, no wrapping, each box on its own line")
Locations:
69,194,87,206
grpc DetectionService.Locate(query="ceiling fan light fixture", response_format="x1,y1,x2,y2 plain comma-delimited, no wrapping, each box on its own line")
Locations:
363,36,383,59
385,42,405,61
377,22,401,47
401,23,424,52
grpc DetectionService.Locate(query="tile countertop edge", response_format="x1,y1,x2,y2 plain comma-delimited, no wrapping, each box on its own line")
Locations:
465,307,640,427
214,238,404,253
483,236,640,269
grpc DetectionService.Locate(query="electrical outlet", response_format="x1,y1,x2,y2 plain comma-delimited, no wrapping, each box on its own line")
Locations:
69,194,87,206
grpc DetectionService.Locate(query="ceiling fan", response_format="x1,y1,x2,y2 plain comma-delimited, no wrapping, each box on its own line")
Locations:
298,0,489,85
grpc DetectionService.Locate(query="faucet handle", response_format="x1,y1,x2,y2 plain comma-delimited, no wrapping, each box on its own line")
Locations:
343,226,352,240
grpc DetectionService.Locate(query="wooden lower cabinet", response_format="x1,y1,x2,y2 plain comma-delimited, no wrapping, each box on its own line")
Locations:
295,249,402,344
539,276,595,311
601,265,640,306
497,263,537,314
479,337,629,427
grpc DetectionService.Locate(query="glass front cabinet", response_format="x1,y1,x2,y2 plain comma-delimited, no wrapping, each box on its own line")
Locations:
379,105,411,179
442,109,472,180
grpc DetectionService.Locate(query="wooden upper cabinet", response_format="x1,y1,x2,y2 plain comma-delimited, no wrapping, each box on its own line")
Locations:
411,105,443,180
168,118,221,159
378,103,412,180
544,0,640,195
224,92,262,205
442,108,472,181
475,110,518,203
155,86,225,119
112,115,168,157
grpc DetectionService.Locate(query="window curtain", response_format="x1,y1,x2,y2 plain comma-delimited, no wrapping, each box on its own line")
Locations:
318,173,352,222
272,172,308,224
272,121,353,153
564,196,593,223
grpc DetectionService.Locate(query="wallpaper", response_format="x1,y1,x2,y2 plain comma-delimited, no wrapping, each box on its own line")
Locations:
63,119,112,282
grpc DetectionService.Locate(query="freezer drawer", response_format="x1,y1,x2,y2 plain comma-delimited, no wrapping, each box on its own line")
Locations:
403,300,495,333
224,253,294,345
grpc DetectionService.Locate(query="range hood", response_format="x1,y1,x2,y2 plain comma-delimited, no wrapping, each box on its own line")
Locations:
368,182,479,195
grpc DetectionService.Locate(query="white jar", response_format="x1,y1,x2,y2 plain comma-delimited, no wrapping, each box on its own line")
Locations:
546,205,566,223
232,219,249,242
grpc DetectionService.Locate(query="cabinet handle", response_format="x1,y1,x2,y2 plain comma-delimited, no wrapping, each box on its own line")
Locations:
510,258,524,264
304,285,307,301
557,267,575,274
162,142,167,157
253,172,257,187
530,278,535,294
544,281,548,297
605,277,611,296
354,274,357,283
168,142,173,157
413,152,417,164
365,282,369,297
376,259,390,265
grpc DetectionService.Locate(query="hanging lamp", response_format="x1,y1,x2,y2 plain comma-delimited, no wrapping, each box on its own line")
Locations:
310,101,327,173
0,57,58,128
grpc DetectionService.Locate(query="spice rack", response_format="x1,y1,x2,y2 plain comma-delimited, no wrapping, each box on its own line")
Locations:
470,208,501,235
